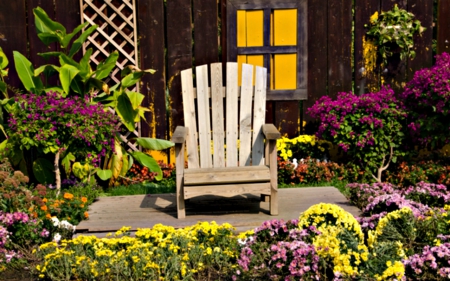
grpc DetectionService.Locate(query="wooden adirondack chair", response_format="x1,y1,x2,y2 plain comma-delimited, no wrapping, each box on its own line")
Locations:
172,62,281,219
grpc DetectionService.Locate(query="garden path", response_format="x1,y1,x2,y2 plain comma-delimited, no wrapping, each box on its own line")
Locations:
75,187,360,237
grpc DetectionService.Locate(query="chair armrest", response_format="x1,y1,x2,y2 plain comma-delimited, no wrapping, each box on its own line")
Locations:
172,126,188,144
262,124,281,140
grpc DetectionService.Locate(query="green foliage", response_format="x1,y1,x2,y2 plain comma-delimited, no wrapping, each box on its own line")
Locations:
365,4,426,65
1,6,168,188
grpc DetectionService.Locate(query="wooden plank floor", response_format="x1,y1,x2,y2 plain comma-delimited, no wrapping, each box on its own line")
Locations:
76,187,361,236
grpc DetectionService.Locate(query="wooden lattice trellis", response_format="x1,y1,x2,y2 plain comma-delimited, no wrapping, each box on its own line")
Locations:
80,0,140,151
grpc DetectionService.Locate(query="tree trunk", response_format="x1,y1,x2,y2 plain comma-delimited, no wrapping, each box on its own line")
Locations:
55,150,61,197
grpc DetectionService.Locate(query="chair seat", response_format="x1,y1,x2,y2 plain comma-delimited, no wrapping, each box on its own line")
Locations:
184,165,271,185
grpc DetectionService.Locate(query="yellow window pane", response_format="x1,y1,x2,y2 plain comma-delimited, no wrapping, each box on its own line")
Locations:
274,9,297,46
237,55,247,86
237,10,247,47
274,54,296,89
246,10,263,47
247,55,264,85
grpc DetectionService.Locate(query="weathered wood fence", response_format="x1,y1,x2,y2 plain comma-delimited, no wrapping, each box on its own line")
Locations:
1,0,449,144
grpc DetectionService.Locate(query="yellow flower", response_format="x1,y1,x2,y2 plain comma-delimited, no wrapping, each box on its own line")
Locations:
370,11,379,24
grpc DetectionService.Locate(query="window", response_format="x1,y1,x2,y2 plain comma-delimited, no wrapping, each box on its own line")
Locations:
227,0,307,100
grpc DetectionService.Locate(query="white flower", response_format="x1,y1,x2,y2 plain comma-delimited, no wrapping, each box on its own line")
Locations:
51,217,60,227
53,233,61,243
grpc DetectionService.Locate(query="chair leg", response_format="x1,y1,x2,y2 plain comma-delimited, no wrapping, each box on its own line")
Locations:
270,188,278,216
177,182,186,219
268,139,278,215
175,143,186,219
260,194,270,202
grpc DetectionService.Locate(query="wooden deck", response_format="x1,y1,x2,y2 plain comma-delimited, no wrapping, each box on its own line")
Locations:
76,187,361,236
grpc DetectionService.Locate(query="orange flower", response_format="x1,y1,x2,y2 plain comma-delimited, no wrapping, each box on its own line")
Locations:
63,193,74,200
40,205,48,211
32,212,38,218
80,204,84,208
81,197,88,203
43,198,48,203
84,212,89,219
45,213,52,219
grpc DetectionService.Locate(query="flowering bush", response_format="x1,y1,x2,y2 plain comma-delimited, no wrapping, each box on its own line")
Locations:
400,52,450,148
277,157,348,186
276,135,330,161
35,222,238,280
234,219,322,280
346,182,450,216
308,86,406,182
0,211,49,266
385,160,450,188
298,203,368,278
6,92,120,167
404,243,450,280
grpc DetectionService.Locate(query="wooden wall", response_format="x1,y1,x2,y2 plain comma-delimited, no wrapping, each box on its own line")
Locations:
0,0,448,149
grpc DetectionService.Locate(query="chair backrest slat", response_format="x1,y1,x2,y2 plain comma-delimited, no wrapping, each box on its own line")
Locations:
181,62,267,169
226,62,239,167
210,63,225,167
252,66,267,165
181,68,199,168
239,64,254,166
196,65,213,168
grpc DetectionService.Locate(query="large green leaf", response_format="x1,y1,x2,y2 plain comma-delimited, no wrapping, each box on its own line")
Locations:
61,22,89,49
13,51,43,93
0,139,7,153
79,48,93,80
37,33,60,46
9,146,24,166
135,137,174,151
87,78,106,92
126,91,145,110
33,158,55,184
38,51,62,61
60,64,80,96
130,152,163,180
59,54,79,68
121,71,145,88
72,162,90,180
96,169,112,181
33,7,66,45
34,64,60,77
95,51,119,80
0,47,8,69
116,92,138,131
61,152,75,176
110,139,124,180
0,81,6,95
70,76,84,95
33,7,66,34
120,152,131,176
69,25,97,58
